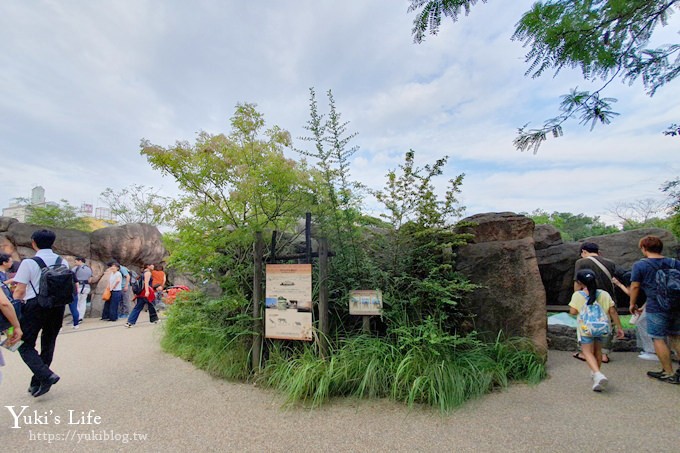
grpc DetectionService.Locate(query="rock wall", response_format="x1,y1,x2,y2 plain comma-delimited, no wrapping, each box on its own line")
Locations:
455,212,678,352
456,213,548,353
0,217,168,318
535,226,679,307
547,325,637,352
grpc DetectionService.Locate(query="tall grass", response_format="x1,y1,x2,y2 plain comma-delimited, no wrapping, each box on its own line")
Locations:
161,291,253,381
163,293,546,412
259,329,546,413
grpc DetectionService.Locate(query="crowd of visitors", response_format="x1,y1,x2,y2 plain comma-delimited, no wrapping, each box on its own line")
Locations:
569,235,680,391
0,228,174,396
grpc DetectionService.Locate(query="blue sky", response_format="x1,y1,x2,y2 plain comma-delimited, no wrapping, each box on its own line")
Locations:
1,1,678,226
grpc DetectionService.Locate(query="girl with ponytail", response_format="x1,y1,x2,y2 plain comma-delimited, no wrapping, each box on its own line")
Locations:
569,270,624,392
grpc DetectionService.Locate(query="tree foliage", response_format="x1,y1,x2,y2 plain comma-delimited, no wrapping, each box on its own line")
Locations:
408,0,680,152
661,177,680,237
526,209,619,241
25,199,92,232
296,88,364,274
141,103,316,291
99,184,173,226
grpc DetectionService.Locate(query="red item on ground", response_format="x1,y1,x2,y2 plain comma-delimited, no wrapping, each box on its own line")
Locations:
164,286,190,304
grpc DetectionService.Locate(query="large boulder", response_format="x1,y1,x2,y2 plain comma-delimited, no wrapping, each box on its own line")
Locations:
580,228,678,270
535,242,580,305
3,220,169,319
90,223,167,267
456,213,547,352
7,222,91,258
0,216,18,232
0,233,18,259
537,227,679,308
533,224,563,250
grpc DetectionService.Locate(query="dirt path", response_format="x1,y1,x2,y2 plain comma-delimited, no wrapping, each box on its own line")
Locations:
1,318,678,452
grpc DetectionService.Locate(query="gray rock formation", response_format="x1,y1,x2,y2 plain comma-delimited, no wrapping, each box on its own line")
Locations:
90,223,166,266
0,217,168,318
536,227,678,307
547,325,637,352
456,212,547,353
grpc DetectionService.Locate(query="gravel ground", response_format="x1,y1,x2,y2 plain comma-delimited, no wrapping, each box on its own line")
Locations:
1,318,679,452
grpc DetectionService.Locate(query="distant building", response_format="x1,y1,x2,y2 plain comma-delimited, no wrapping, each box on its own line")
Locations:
95,207,114,221
2,186,57,222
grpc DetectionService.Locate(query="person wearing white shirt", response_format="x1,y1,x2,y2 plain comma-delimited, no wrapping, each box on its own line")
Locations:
12,229,68,397
104,262,122,323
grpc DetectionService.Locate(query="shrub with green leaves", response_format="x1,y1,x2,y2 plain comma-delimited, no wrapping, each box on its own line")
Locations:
161,291,254,381
153,97,547,413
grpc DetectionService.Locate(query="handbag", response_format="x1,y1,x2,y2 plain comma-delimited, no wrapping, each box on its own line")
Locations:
102,287,112,302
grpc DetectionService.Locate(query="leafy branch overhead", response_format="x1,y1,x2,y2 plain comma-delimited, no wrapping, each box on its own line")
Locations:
408,0,680,152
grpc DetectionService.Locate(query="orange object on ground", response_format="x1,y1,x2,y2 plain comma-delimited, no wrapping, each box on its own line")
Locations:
164,286,190,304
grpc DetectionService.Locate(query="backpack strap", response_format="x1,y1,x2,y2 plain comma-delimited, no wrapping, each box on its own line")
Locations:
586,256,612,280
1,280,13,300
28,256,48,295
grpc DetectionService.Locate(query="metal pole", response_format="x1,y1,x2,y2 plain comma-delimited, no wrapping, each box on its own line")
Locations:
252,232,264,371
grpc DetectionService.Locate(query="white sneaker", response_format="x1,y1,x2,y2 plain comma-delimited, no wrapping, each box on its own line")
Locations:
638,352,660,361
592,372,608,392
72,325,79,330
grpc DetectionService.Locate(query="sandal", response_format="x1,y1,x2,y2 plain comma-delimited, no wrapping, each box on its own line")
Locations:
572,352,586,362
601,355,610,364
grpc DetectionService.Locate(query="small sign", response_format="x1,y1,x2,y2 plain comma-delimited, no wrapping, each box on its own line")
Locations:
349,290,383,316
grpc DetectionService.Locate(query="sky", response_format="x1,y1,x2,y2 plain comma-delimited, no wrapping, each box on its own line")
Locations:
1,0,678,227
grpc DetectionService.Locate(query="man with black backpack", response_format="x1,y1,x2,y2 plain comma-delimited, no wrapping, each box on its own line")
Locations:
12,229,73,397
629,235,680,384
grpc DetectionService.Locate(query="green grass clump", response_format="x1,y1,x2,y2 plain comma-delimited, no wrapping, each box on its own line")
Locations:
163,293,546,413
161,291,253,381
259,326,546,413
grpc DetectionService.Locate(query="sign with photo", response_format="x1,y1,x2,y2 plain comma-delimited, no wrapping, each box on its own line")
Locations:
265,264,313,341
349,289,383,316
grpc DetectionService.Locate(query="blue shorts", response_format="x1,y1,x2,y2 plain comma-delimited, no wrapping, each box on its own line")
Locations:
580,336,603,345
646,310,680,339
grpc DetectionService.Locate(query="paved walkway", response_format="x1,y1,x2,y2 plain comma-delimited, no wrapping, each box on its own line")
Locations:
1,318,679,452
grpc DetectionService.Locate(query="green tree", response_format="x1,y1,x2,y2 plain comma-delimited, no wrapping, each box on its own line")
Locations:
408,0,680,152
526,209,619,241
141,103,316,291
296,88,366,281
661,177,680,237
368,150,473,328
99,184,173,226
25,199,92,232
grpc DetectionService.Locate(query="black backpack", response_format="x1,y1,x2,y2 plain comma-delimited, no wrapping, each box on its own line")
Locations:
648,258,680,311
130,270,152,295
30,256,75,308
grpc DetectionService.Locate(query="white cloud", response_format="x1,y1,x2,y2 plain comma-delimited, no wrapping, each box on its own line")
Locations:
0,0,677,227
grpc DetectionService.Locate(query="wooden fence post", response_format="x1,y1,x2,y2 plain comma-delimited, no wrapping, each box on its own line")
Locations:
252,231,264,371
318,237,329,358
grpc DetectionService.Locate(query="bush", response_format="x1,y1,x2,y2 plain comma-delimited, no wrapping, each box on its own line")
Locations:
160,291,253,381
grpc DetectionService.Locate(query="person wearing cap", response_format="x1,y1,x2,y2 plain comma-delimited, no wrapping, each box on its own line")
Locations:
572,241,624,363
